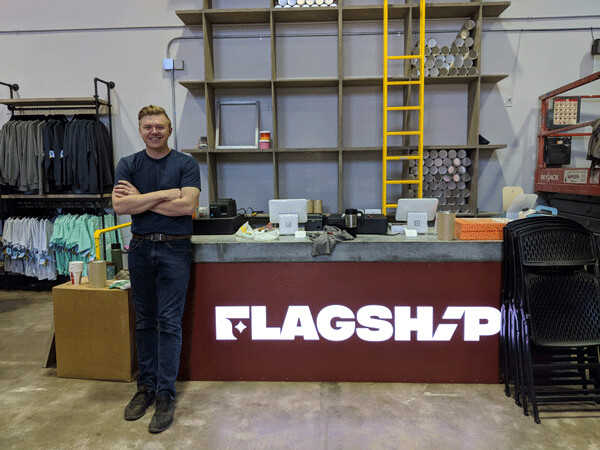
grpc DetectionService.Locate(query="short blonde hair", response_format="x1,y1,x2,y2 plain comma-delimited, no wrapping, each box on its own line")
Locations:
138,105,172,129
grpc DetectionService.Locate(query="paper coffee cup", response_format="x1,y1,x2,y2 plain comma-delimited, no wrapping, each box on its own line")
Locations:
68,261,84,285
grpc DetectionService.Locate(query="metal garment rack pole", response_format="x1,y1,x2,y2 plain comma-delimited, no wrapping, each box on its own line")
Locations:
0,81,19,118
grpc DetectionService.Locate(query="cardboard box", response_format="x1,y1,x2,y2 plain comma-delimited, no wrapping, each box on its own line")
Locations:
52,282,138,381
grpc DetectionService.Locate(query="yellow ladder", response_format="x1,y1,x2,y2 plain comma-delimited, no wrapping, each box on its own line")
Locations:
382,0,426,215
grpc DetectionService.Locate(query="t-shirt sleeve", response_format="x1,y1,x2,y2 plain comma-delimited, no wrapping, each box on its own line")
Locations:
181,156,201,191
114,158,131,187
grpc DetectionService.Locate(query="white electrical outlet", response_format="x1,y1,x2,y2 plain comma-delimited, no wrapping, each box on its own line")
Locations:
163,58,184,71
163,58,174,70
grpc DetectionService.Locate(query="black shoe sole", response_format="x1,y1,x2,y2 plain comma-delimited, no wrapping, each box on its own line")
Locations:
148,418,173,434
124,410,147,421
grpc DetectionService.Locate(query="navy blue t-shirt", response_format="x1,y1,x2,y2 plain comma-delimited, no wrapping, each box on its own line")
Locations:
114,149,201,235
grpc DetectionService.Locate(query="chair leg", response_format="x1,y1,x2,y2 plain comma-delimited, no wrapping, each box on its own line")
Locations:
522,327,540,424
501,304,511,397
514,308,526,409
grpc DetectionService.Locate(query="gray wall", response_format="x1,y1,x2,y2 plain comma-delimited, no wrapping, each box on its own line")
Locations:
1,0,599,219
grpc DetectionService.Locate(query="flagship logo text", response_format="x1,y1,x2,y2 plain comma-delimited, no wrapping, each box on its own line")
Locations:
215,305,500,342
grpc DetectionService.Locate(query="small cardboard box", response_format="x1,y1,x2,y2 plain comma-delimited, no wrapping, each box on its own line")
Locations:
52,281,138,381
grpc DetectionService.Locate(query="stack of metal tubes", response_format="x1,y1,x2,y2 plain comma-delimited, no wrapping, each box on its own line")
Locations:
274,0,337,7
410,20,478,78
406,149,472,213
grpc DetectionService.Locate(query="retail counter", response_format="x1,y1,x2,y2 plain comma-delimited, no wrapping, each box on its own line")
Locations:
179,232,503,384
190,233,502,263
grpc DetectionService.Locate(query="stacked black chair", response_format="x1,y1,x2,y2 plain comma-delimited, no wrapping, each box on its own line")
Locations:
501,216,600,423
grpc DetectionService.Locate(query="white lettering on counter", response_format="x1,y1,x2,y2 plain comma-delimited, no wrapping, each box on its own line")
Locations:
215,305,500,342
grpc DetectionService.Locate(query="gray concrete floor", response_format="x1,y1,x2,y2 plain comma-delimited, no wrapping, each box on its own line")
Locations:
2,290,600,450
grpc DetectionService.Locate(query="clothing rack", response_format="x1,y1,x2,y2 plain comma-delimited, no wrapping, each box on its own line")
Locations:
0,78,119,260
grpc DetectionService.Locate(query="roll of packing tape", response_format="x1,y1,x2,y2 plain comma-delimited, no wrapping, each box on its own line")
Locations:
314,200,323,214
88,260,107,288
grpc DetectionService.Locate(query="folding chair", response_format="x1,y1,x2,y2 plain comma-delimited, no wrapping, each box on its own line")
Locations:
504,218,600,423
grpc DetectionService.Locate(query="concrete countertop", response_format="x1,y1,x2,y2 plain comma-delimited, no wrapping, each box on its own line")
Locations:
191,230,503,263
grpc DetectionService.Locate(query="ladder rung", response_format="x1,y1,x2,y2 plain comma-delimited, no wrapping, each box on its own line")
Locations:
386,155,421,160
385,203,398,209
387,81,421,86
386,131,421,136
385,180,422,185
387,55,416,60
387,106,422,111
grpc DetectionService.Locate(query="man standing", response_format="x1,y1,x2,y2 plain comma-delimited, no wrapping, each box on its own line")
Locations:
112,105,201,433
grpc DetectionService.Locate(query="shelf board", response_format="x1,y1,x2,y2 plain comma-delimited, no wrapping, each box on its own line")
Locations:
181,79,340,89
209,79,272,89
179,81,205,91
478,144,506,150
183,148,266,154
179,75,507,91
275,78,338,88
342,146,381,152
183,145,506,155
178,3,512,25
343,74,508,87
179,80,272,90
183,147,340,154
424,74,509,84
277,147,339,153
342,144,506,152
176,9,271,25
176,3,510,27
413,1,510,19
481,1,511,18
342,77,383,87
0,97,109,107
175,10,203,25
480,74,509,83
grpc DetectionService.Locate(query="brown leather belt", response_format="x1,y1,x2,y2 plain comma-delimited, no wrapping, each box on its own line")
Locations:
132,233,191,242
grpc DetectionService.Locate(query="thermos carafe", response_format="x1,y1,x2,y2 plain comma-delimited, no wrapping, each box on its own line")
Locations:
343,208,364,237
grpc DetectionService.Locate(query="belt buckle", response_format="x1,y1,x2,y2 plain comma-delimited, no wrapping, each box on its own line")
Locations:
150,233,166,241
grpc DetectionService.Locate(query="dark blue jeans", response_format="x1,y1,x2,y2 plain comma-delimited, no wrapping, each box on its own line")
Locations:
128,238,192,400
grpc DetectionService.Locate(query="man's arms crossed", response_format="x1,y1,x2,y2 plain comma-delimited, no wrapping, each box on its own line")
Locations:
112,180,199,217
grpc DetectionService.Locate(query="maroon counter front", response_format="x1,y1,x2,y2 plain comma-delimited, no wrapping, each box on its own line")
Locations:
179,237,502,383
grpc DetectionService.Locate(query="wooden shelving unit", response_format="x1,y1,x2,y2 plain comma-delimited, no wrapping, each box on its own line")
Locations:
176,0,510,213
